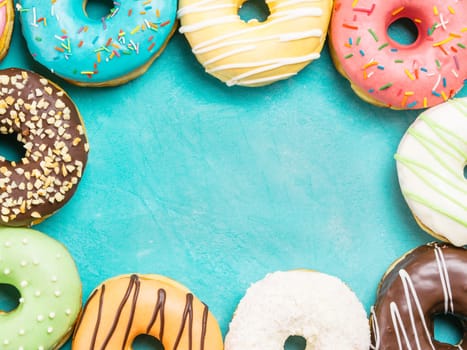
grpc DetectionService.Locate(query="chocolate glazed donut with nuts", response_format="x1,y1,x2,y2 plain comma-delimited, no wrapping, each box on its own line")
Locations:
370,243,467,350
0,68,89,226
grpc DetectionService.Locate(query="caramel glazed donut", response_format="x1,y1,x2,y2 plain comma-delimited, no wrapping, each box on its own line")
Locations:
370,243,467,350
0,68,89,226
72,274,223,350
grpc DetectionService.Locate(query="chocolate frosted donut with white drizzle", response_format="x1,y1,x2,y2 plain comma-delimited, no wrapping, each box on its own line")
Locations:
370,243,467,350
178,0,333,87
0,68,89,226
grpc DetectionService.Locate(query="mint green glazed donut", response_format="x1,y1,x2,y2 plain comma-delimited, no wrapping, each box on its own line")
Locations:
0,227,82,349
16,0,178,86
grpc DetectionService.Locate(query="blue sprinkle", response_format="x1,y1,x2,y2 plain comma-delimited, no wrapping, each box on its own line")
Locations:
368,88,375,93
359,49,365,56
390,48,398,52
442,77,447,88
349,38,353,45
432,91,441,97
144,6,153,10
377,65,385,70
92,36,99,44
420,67,428,72
407,101,418,108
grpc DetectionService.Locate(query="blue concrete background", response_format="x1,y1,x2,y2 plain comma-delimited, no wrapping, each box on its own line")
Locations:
0,1,466,348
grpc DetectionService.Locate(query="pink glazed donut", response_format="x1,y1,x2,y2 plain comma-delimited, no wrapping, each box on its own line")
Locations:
329,0,467,109
0,0,14,61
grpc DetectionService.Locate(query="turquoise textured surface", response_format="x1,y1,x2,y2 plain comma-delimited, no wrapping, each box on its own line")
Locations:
0,2,466,348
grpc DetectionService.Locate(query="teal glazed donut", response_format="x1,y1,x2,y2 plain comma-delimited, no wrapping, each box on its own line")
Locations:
16,0,178,86
0,227,82,349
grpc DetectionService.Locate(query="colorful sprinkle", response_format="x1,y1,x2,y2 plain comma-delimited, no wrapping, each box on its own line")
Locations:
379,83,393,91
368,28,378,42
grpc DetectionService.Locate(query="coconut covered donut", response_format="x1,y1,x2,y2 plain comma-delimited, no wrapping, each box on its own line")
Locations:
0,227,82,349
395,98,467,246
178,0,333,87
72,274,223,350
370,243,467,349
0,68,89,226
16,0,178,86
329,0,467,109
225,270,370,350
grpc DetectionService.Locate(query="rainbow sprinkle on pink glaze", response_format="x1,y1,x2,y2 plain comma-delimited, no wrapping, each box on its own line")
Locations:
330,0,467,109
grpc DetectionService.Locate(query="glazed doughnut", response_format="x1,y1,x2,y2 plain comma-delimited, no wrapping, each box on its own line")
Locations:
395,97,467,246
72,274,223,349
329,0,467,109
225,270,370,350
178,0,333,87
0,227,82,349
370,243,467,349
16,0,178,86
0,0,14,62
0,68,89,226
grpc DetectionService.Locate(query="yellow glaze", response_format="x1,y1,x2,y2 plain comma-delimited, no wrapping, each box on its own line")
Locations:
178,0,333,87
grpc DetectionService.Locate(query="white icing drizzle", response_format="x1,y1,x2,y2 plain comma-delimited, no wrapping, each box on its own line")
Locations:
268,7,323,18
203,45,256,66
231,72,296,86
273,0,322,8
434,246,454,314
190,11,323,51
194,30,322,55
370,306,380,350
390,269,436,350
177,3,234,17
224,53,320,86
179,16,239,33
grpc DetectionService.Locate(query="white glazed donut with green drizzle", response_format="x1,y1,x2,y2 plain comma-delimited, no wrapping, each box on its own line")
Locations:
395,97,467,246
0,227,82,349
16,0,177,86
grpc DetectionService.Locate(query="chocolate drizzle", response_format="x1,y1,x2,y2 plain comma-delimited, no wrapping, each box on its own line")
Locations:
100,274,138,349
146,288,167,337
73,274,213,350
91,284,106,349
200,302,209,350
174,293,195,350
122,276,141,348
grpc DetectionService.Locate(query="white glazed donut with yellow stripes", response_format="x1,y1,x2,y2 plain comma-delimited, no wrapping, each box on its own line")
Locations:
395,98,467,246
178,0,333,87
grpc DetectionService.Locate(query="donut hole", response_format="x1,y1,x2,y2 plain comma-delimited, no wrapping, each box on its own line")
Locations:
84,0,116,20
0,283,21,313
132,335,164,350
238,0,270,23
284,335,306,350
387,17,419,46
0,133,26,163
433,313,464,346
